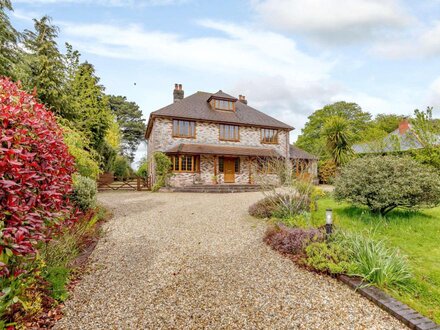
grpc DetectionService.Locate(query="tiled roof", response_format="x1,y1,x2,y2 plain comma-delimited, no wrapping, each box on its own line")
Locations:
289,145,318,160
146,91,293,138
208,90,238,101
165,143,283,157
352,127,426,154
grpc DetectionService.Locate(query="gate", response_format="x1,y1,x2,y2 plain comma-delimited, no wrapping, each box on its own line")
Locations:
97,173,151,191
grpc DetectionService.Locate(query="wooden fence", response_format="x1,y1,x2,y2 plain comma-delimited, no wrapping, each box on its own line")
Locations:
97,173,151,192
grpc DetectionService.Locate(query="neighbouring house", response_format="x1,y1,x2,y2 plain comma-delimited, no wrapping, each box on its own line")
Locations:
353,118,438,154
145,84,318,187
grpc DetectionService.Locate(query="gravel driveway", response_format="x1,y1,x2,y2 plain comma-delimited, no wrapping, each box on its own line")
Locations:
55,191,406,329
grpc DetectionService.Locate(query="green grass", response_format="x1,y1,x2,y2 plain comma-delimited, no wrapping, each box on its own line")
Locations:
313,197,440,323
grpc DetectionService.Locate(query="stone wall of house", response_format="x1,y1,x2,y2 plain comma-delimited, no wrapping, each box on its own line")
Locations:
148,118,289,158
168,155,254,186
147,117,290,187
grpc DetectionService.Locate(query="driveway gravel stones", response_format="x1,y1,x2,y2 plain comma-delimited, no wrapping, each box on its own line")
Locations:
55,191,406,329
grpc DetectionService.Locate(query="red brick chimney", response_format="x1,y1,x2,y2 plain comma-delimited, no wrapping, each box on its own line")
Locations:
238,94,248,105
173,83,184,103
399,118,410,135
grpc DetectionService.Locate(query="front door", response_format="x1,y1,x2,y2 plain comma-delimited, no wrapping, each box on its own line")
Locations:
223,158,235,183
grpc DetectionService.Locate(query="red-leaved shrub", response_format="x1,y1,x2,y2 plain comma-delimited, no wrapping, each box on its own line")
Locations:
0,78,77,276
264,225,324,255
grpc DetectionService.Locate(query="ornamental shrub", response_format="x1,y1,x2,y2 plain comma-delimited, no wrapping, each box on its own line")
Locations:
0,78,77,276
59,122,100,180
305,242,353,275
249,194,310,219
71,174,97,211
335,231,413,290
152,152,172,191
318,159,337,184
248,196,279,218
264,225,324,255
334,155,440,215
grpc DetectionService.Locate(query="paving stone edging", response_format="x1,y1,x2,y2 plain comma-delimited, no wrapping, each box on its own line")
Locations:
338,275,440,330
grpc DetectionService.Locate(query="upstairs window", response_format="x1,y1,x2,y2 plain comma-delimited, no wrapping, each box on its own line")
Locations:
261,128,278,144
219,124,239,141
213,99,235,111
173,120,195,138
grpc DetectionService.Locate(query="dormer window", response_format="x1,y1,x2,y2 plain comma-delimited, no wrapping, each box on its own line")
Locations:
214,99,234,111
208,90,238,112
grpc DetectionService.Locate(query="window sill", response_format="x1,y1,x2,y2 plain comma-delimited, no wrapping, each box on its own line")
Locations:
172,135,196,139
172,171,198,173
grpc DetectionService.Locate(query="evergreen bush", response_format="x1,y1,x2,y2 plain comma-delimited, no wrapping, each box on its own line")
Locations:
71,174,97,211
335,155,440,215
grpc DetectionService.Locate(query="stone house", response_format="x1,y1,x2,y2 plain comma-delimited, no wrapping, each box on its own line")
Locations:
145,84,318,187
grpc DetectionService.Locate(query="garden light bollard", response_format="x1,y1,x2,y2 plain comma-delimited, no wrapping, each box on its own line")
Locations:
325,208,333,237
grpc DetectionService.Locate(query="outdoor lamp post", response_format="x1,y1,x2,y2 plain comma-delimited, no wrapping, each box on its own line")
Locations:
325,208,333,236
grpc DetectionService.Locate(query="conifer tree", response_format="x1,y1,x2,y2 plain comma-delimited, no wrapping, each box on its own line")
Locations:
0,0,20,78
23,16,70,117
70,62,112,153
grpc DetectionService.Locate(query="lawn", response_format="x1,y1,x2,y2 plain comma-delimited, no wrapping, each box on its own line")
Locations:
313,197,440,323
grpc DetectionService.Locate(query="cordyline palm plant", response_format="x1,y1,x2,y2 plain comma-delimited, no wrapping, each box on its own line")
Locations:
322,116,355,167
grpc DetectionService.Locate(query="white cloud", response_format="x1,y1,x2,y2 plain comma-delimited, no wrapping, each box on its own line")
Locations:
13,0,187,6
60,18,416,139
373,21,440,58
251,0,411,43
428,77,440,106
61,20,333,80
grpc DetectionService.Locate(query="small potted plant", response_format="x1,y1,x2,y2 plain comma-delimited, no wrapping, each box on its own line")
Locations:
211,175,218,184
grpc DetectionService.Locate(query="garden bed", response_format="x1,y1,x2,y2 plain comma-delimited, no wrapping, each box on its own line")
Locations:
313,198,440,324
4,206,111,328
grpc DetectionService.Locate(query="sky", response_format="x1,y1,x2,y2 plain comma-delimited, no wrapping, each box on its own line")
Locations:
9,0,440,164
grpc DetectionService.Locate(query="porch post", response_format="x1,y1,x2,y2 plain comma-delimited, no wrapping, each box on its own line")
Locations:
214,155,217,178
248,156,252,184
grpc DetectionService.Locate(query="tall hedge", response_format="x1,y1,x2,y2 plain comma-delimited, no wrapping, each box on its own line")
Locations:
0,78,77,276
334,155,440,215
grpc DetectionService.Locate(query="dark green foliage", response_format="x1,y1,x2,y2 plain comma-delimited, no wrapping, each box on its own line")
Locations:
113,156,132,180
109,95,146,162
22,16,71,117
98,141,118,173
137,157,149,178
321,116,354,166
43,267,70,301
0,0,20,79
69,62,112,152
296,101,371,158
334,156,440,215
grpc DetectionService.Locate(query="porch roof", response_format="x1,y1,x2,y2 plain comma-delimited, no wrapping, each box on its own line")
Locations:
165,143,282,157
289,145,318,160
